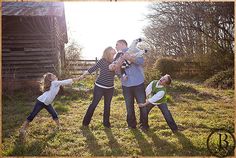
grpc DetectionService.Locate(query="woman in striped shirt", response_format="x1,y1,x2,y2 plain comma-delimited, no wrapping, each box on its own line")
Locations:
80,46,116,128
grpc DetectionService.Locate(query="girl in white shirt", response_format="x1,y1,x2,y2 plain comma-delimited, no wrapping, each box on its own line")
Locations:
20,72,80,135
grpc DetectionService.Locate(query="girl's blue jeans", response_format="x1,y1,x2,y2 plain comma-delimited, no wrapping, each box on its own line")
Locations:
26,100,58,122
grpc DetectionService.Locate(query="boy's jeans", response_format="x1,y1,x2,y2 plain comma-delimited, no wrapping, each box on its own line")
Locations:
147,103,178,131
122,83,149,129
27,100,58,122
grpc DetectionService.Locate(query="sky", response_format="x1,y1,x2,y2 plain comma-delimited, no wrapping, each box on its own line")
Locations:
64,1,151,59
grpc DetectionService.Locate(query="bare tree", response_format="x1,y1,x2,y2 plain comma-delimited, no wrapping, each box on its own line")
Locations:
143,2,234,70
62,25,83,78
65,39,83,60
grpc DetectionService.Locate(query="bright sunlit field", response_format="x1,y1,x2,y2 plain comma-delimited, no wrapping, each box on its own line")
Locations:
2,76,234,156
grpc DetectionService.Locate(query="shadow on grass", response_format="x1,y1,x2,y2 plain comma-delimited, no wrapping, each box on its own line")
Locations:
145,129,177,156
80,126,104,156
60,87,91,100
169,82,221,102
10,130,57,156
104,128,123,156
2,103,32,139
174,132,199,155
130,129,155,156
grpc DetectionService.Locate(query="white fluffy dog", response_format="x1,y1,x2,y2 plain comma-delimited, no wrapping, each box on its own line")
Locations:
109,38,147,80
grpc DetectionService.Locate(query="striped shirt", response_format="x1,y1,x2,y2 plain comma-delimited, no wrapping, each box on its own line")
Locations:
88,58,115,88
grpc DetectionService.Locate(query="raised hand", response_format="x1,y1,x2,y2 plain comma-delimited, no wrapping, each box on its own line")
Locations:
109,63,116,71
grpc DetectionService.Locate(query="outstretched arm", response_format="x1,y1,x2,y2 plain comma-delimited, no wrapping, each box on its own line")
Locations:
139,91,165,107
76,71,89,81
145,81,154,96
139,100,151,107
148,91,165,104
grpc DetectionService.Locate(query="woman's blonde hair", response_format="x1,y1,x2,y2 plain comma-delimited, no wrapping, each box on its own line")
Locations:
102,46,114,62
40,72,54,92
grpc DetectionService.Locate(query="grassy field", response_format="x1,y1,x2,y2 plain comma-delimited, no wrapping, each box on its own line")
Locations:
2,76,234,156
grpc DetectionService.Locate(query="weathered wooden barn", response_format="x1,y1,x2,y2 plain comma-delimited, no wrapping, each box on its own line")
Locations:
2,2,68,91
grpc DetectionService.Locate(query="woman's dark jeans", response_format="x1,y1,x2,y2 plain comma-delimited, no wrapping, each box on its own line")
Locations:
147,103,178,132
27,100,58,122
82,85,114,127
122,83,149,129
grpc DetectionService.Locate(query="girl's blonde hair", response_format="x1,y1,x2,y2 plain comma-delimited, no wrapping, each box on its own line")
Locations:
102,46,114,62
41,72,54,92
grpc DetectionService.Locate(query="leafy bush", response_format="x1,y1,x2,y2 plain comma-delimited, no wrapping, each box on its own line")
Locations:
204,69,234,89
61,40,83,78
144,67,161,84
153,58,180,78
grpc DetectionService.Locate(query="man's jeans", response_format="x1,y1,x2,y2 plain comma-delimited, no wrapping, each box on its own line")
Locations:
122,83,149,128
83,85,114,127
147,103,178,131
27,100,58,122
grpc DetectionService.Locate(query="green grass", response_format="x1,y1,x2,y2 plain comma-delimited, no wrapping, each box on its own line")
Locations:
2,77,234,156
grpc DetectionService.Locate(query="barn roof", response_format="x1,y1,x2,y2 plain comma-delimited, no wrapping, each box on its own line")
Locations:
2,2,68,43
2,2,65,17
